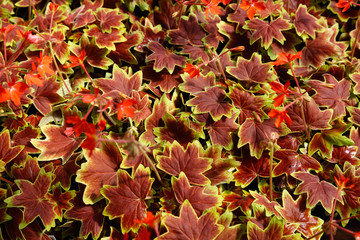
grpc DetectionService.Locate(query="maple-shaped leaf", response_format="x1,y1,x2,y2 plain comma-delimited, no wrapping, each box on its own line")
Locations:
294,4,322,38
76,141,123,204
32,77,62,115
47,185,75,220
275,190,323,238
101,165,154,233
247,216,302,240
233,150,271,187
68,35,113,70
146,42,186,74
95,8,127,33
157,141,212,185
4,169,56,230
181,45,210,62
168,14,206,46
201,145,239,185
286,98,332,132
228,86,265,124
215,211,240,240
329,146,360,165
301,25,344,68
347,105,360,126
223,191,254,214
172,172,222,216
0,130,23,164
12,157,41,183
308,74,351,119
179,72,215,94
154,113,198,147
84,25,126,51
95,64,142,98
142,64,183,93
243,17,291,49
109,32,143,65
53,153,80,190
350,127,360,158
158,200,222,240
31,125,83,164
308,122,354,159
273,150,322,177
292,172,338,212
238,118,289,158
139,95,175,145
226,53,272,84
65,192,105,239
187,86,234,121
250,191,281,217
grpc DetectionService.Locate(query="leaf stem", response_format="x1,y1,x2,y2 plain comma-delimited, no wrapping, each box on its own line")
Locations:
139,146,162,183
0,176,13,185
48,42,71,93
269,141,274,201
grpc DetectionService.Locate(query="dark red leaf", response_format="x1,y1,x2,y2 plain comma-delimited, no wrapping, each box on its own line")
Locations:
157,141,212,185
179,72,214,94
101,165,153,232
292,172,338,212
53,153,80,190
12,157,41,183
95,8,127,33
227,53,272,83
142,65,183,93
158,200,221,240
0,130,23,164
32,77,62,115
84,25,126,51
294,4,322,38
47,186,75,219
172,172,222,216
109,32,143,65
223,191,254,214
76,141,123,204
250,191,281,217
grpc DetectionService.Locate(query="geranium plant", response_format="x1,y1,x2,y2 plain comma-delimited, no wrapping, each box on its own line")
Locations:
1,0,360,239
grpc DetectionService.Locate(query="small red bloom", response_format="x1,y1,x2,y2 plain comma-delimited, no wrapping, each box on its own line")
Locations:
271,51,302,66
64,50,86,68
134,212,159,228
24,62,43,87
8,81,29,106
0,85,10,103
336,0,353,12
268,109,291,127
66,116,97,154
184,63,200,79
116,98,137,120
201,0,222,17
355,231,360,240
240,0,266,20
49,2,59,12
334,175,355,190
17,30,42,44
269,81,291,107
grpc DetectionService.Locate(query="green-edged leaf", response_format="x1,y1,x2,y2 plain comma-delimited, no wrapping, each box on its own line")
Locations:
294,4,322,38
32,78,62,115
95,8,128,33
158,200,222,240
31,125,83,164
76,141,123,204
0,130,23,164
84,25,126,51
101,165,154,233
5,169,56,230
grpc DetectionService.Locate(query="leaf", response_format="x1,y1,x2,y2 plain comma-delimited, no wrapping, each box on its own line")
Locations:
172,172,222,216
243,17,291,49
308,123,354,159
215,211,240,240
286,98,332,132
46,185,75,220
12,157,41,183
95,64,142,98
228,86,265,124
0,130,23,164
76,141,123,204
308,74,351,119
234,151,270,187
157,141,212,185
329,146,360,165
31,125,83,164
154,113,198,147
84,25,126,51
226,53,272,84
65,192,105,239
32,78,62,115
187,86,234,121
179,72,215,94
250,191,281,217
95,8,127,33
292,172,338,213
273,150,322,177
274,190,323,238
294,4,322,38
238,118,288,158
53,153,80,190
223,191,254,214
142,65,183,93
109,32,143,65
5,169,56,230
158,200,222,240
101,165,154,233
146,42,186,74
168,14,206,46
247,217,302,240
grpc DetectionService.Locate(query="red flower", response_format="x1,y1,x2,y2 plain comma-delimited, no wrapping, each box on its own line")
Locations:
66,116,97,154
334,175,354,190
240,0,266,20
8,81,29,106
355,231,360,240
269,81,291,107
0,85,10,104
49,2,59,12
134,212,159,228
17,30,42,44
201,0,222,17
24,62,43,87
336,0,353,12
64,50,86,68
268,109,291,127
271,51,302,66
116,98,137,120
184,63,200,79
0,24,16,39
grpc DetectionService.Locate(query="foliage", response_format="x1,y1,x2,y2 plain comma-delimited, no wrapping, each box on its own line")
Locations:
1,0,360,239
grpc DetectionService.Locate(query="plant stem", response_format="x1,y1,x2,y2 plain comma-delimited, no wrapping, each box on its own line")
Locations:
0,176,13,185
48,42,71,93
139,146,162,183
269,141,274,201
